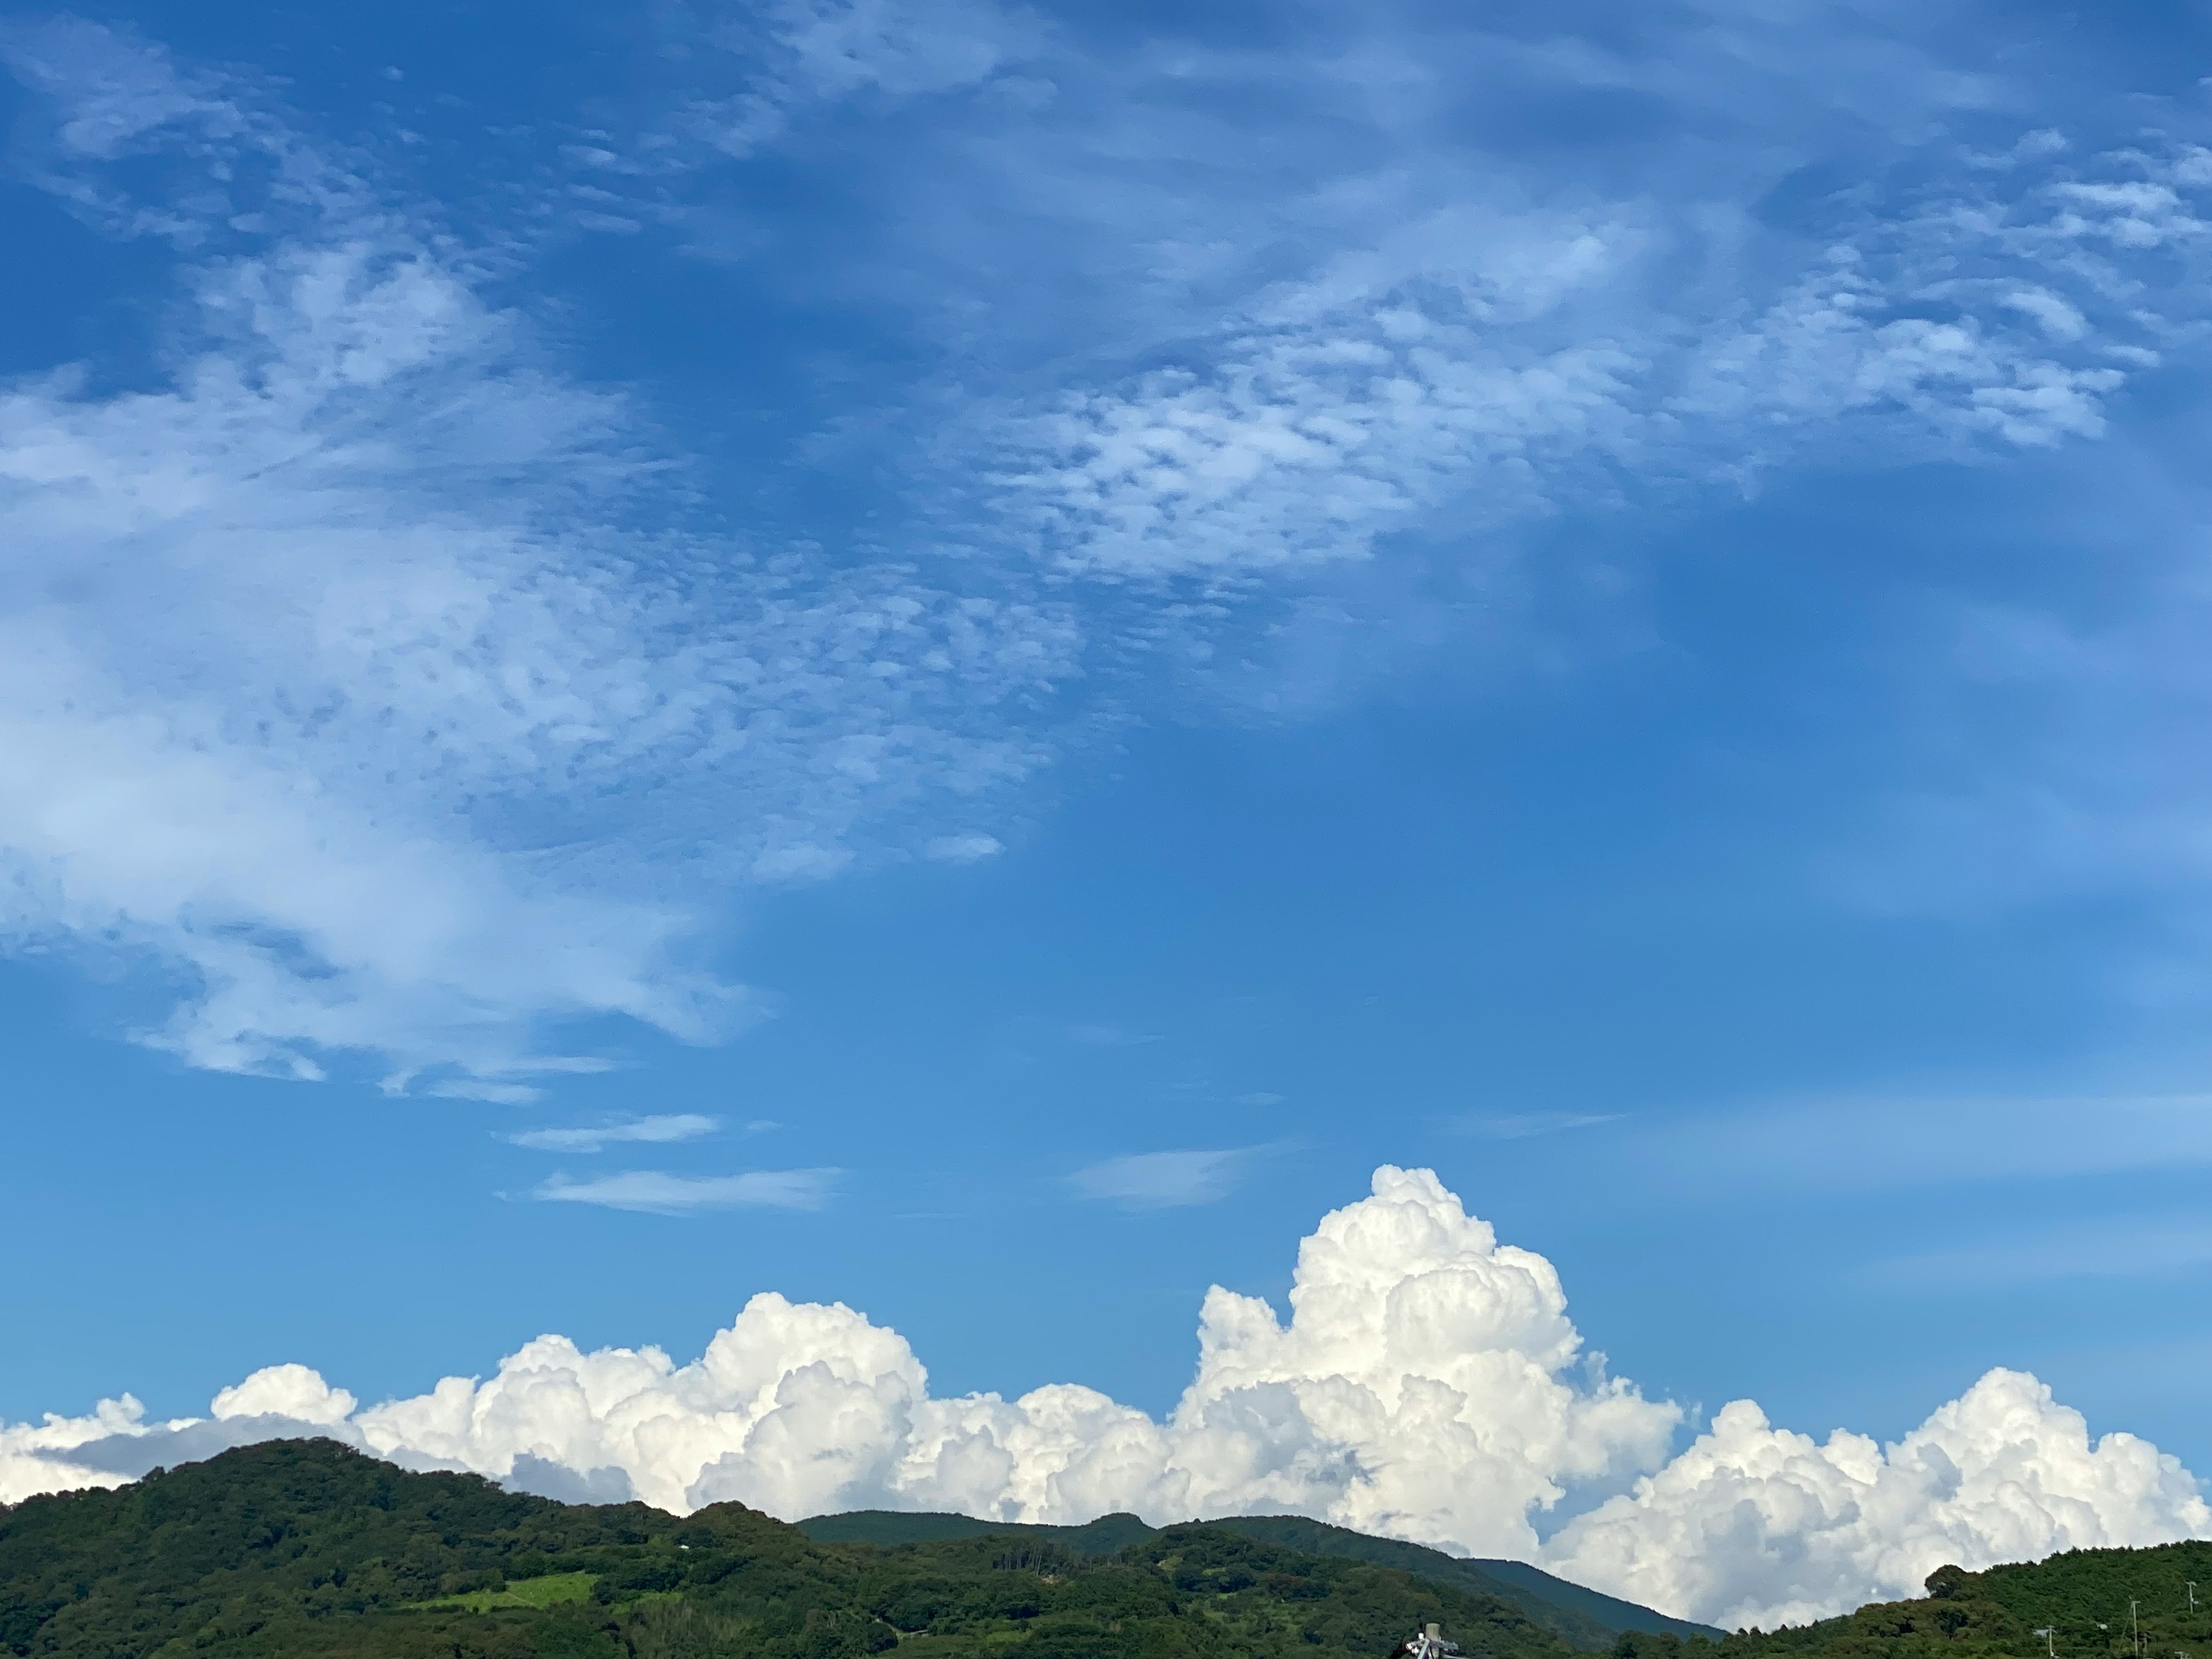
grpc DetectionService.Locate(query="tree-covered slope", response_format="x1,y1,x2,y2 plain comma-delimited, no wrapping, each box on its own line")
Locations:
796,1512,1717,1648
1683,1543,2212,1659
796,1512,1156,1559
1209,1516,1718,1646
0,1440,1589,1659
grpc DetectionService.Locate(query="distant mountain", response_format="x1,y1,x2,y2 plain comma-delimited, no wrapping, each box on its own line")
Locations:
0,1438,1601,1658
797,1510,1718,1648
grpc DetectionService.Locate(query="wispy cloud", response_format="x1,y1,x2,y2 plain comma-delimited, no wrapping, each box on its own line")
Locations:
9,6,2212,1101
1066,1023,1160,1047
1453,1111,1624,1141
1861,1217,2212,1289
1646,1093,2212,1196
924,834,1002,863
0,20,1073,1094
1069,1147,1269,1209
507,1114,720,1153
650,0,1040,168
533,1168,841,1214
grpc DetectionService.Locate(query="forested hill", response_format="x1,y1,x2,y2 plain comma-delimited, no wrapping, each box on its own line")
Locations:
0,1438,1603,1659
1645,1543,2212,1659
796,1510,1718,1647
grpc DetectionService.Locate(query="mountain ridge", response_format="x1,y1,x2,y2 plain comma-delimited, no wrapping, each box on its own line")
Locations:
9,1438,2198,1658
796,1510,1717,1647
0,1438,1653,1658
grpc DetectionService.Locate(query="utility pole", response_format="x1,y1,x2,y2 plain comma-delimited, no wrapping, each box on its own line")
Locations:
2190,1584,2198,1613
2036,1628,2056,1659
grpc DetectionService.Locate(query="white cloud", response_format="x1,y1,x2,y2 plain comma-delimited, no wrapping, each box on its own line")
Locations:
0,1395,148,1505
1002,185,2160,584
771,0,1033,99
1459,1111,1624,1140
660,0,1037,163
1643,1093,2212,1197
508,1114,722,1152
211,1362,357,1425
1861,1217,2212,1290
1548,1372,2212,1630
924,833,1003,863
0,22,1075,1092
533,1168,841,1213
9,18,2212,1097
5,1166,2203,1624
971,112,2212,592
1068,1147,1261,1208
1004,206,1651,578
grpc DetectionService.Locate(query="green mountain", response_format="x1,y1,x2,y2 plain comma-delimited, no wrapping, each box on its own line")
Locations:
796,1512,1717,1648
1690,1543,2212,1659
0,1439,1606,1659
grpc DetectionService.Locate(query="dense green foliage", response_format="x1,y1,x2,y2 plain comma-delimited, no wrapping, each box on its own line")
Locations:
1611,1542,2212,1659
796,1513,1156,1560
0,1441,1593,1659
1205,1517,1715,1646
797,1513,1715,1647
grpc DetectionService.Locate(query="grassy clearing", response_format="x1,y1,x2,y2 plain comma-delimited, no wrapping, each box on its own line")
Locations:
415,1570,598,1612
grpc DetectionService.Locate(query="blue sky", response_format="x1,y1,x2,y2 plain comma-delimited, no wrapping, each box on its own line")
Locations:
7,0,2212,1625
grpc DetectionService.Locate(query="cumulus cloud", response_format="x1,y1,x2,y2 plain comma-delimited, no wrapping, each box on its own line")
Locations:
509,1115,721,1152
24,1166,2199,1626
2,1168,1676,1546
0,1397,147,1506
1548,1372,2212,1630
210,1363,358,1425
532,1168,841,1213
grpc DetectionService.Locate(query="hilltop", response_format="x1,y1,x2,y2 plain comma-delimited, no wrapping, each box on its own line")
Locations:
797,1510,1716,1648
1696,1544,2212,1659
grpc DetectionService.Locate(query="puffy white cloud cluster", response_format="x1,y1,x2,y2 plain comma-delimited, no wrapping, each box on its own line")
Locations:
0,1396,144,1506
8,1168,2207,1627
1,1169,1666,1539
1550,1371,2212,1630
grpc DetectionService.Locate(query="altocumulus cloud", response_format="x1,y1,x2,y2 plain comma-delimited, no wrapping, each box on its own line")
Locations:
0,20,1073,1097
10,10,2212,1100
6,1167,2204,1626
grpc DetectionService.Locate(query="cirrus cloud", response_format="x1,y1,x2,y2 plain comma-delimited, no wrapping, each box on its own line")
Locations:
532,1168,842,1214
507,1114,722,1153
